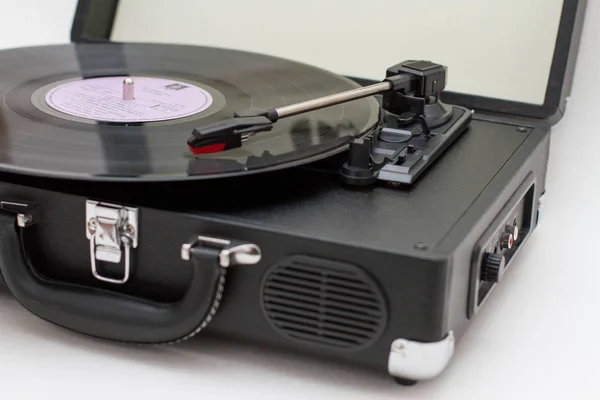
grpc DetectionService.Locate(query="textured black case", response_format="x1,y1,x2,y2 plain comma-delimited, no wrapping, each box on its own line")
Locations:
0,115,550,372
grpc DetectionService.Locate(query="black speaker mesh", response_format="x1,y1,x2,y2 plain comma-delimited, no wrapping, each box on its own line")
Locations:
261,255,387,350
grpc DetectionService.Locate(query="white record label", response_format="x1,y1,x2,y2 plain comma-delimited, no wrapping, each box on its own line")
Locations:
45,76,213,123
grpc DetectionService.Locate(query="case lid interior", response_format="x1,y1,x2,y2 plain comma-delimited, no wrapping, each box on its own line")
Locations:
71,0,587,122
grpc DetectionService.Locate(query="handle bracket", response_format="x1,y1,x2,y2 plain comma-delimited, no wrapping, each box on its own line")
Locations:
0,200,40,227
181,235,262,267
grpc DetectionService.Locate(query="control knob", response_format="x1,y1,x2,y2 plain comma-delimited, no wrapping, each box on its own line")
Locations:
482,253,506,283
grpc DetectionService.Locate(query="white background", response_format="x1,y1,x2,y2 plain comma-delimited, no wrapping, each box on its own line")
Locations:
0,0,599,399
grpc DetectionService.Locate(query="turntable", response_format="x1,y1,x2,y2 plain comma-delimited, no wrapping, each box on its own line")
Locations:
0,0,587,385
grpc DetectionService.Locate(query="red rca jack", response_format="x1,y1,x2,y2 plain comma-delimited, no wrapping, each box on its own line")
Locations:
503,222,519,248
499,222,519,251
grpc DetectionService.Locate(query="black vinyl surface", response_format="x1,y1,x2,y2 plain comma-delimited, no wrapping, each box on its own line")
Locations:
0,43,379,181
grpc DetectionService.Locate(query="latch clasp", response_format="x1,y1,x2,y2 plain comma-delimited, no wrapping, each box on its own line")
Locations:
86,200,138,284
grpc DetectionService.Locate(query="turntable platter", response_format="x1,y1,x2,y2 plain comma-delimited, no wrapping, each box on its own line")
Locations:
0,43,380,181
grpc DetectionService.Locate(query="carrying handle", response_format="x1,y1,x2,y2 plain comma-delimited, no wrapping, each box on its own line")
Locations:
0,211,259,344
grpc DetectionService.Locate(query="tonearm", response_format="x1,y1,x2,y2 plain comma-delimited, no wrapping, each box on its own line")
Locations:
187,60,452,155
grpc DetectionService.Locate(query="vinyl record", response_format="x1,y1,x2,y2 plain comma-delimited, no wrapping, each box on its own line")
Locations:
0,43,380,181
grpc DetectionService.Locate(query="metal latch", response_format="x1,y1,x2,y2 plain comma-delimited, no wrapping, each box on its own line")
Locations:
181,235,261,267
86,200,138,284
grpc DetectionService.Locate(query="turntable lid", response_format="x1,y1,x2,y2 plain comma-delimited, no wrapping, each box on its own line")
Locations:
71,0,587,123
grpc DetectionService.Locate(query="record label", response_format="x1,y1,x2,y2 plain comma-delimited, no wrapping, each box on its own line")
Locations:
45,76,213,123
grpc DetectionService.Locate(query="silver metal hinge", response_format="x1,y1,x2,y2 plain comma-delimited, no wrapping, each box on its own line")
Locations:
181,235,262,267
388,331,455,381
86,200,138,284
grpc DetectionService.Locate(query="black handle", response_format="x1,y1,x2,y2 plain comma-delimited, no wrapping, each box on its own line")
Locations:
0,212,224,344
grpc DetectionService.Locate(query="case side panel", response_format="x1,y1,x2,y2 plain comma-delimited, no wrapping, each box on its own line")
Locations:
438,126,551,341
0,179,450,373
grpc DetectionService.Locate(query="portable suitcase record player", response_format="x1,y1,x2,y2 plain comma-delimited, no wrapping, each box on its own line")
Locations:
0,0,587,385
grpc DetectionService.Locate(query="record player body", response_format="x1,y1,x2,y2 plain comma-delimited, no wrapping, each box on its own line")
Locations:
0,32,554,381
0,101,549,382
0,0,584,386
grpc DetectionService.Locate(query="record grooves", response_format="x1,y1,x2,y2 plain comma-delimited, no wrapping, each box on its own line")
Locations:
0,43,380,181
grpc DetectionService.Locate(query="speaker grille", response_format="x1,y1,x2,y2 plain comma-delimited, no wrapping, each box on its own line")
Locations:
261,255,387,350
